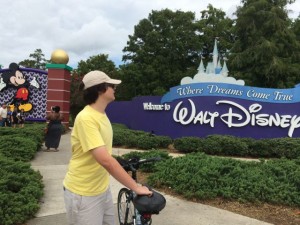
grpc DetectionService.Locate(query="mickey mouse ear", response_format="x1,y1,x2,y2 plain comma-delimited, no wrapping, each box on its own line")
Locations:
9,63,19,71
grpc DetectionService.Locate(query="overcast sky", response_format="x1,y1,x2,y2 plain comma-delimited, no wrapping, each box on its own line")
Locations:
0,0,299,69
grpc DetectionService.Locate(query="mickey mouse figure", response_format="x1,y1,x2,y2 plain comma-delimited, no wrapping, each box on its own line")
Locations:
0,62,39,112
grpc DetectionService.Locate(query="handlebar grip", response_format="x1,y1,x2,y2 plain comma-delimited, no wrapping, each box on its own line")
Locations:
139,156,162,164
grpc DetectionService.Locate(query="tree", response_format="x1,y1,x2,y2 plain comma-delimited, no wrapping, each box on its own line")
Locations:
121,9,202,99
196,4,235,69
291,16,300,41
19,49,48,70
69,70,85,124
74,54,117,77
70,54,119,121
18,59,35,68
120,7,234,100
228,0,300,88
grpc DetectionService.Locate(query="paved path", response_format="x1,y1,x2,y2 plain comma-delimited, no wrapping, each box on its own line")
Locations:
27,131,273,225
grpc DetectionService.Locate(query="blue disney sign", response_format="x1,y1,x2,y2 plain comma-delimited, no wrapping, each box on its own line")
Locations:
107,39,300,139
162,83,298,104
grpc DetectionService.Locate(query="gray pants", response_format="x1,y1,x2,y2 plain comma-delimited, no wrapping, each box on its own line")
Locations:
64,187,116,225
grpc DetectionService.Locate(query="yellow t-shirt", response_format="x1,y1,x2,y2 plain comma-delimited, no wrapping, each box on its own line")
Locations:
63,105,113,196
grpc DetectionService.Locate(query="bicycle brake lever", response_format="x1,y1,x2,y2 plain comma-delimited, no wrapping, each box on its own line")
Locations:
129,164,136,172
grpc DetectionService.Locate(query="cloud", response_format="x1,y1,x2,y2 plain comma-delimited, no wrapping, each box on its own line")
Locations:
0,0,298,69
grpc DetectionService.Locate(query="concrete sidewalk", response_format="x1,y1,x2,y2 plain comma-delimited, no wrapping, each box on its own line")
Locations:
27,131,273,225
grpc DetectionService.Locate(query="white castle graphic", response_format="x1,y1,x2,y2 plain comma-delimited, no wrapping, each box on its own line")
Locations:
181,39,245,86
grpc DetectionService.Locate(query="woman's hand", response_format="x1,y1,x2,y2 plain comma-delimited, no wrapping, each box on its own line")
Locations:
134,185,152,196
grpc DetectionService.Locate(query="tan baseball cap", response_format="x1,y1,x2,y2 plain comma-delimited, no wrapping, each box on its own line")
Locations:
82,70,121,90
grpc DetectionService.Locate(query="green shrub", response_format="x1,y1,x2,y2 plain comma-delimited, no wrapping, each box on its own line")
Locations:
112,123,128,129
113,129,129,146
174,135,300,159
113,124,300,208
0,136,38,162
200,135,223,155
112,124,172,150
248,139,276,158
174,137,203,153
113,127,141,147
136,136,160,149
124,132,140,148
148,153,300,207
271,138,300,159
203,135,249,156
0,123,45,150
154,135,173,148
0,156,44,225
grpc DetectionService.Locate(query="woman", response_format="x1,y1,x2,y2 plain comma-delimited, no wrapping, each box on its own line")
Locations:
63,71,151,225
6,106,12,127
17,109,25,128
11,107,19,128
44,106,63,151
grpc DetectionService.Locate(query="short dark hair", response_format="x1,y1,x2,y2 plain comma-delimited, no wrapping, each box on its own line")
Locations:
80,82,108,104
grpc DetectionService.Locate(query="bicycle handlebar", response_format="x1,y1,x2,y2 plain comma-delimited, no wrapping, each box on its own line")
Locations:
117,156,162,172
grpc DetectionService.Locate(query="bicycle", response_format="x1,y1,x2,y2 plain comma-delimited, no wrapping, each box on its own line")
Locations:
117,156,166,225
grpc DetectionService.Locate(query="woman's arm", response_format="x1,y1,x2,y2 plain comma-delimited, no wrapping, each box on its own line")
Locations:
91,146,152,196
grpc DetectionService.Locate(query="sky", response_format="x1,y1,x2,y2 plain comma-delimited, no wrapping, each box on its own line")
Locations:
0,0,299,69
